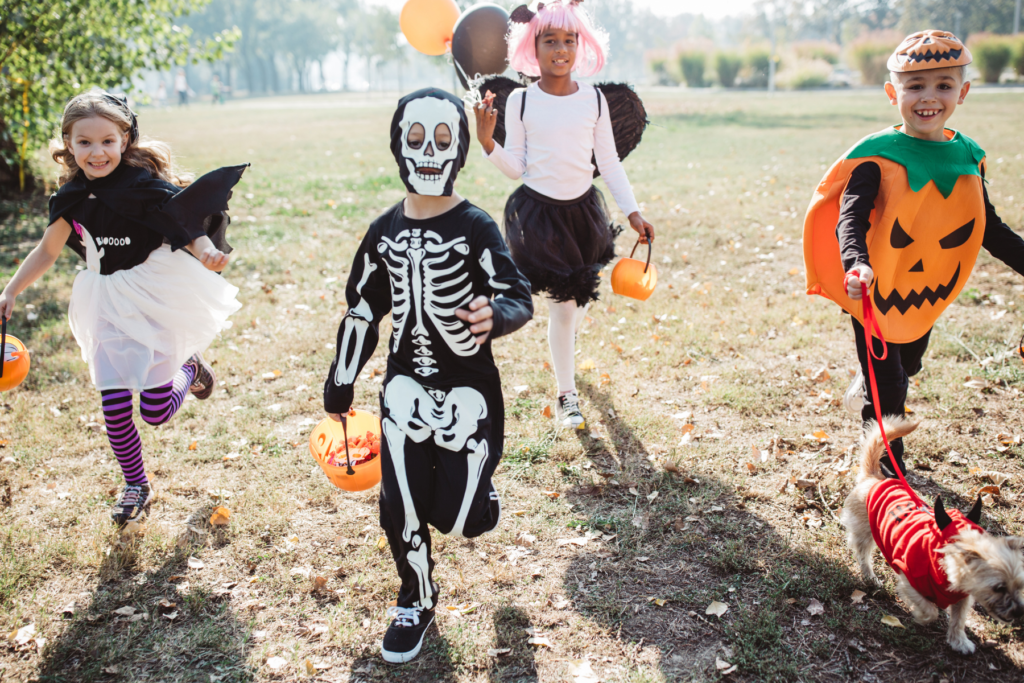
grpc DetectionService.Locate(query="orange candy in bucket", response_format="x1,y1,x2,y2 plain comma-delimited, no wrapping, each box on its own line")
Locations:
308,409,383,492
0,318,30,393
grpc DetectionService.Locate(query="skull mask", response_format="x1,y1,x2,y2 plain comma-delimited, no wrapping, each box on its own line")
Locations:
390,88,470,197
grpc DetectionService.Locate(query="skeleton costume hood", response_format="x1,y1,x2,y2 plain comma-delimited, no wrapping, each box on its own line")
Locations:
390,88,470,197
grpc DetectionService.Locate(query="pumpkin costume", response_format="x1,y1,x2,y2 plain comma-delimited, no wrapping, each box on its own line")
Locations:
804,126,1024,466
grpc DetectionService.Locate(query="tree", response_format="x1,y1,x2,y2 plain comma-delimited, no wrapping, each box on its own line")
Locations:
0,0,235,193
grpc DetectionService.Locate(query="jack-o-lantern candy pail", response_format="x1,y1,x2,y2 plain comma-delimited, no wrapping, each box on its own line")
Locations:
308,410,382,492
611,239,658,301
0,318,30,393
804,126,987,344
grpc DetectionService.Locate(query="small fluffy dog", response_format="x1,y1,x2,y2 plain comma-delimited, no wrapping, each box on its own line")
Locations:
841,416,1024,654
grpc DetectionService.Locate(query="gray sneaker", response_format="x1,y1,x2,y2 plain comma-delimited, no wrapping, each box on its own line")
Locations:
558,392,586,430
844,369,866,415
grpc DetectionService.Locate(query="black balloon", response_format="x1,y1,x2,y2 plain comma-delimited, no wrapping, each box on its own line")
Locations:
451,3,510,89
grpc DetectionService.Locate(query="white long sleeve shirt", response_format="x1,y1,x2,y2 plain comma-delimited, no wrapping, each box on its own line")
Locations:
485,82,640,217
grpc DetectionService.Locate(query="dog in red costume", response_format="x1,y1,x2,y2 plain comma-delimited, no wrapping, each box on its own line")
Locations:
842,416,1024,654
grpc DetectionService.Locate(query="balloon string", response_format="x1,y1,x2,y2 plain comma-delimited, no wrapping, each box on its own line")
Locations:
850,271,924,508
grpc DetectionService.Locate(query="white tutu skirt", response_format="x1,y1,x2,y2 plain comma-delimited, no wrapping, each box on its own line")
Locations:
68,244,241,392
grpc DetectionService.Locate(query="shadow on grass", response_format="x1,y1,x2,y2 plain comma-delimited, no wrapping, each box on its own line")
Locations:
36,511,257,683
559,379,1024,682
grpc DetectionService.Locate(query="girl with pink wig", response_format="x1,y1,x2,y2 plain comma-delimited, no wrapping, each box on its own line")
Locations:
474,0,654,431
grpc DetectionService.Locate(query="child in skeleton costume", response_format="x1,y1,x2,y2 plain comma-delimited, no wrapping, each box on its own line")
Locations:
474,0,655,430
323,88,533,665
0,91,244,525
803,32,1024,477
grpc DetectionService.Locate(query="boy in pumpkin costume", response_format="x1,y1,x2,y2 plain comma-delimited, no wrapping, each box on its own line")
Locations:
804,31,1024,476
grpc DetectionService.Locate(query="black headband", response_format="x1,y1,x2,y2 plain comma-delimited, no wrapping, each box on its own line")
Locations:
64,92,139,145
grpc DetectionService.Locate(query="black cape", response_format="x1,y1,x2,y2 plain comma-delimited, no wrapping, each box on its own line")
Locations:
49,163,247,275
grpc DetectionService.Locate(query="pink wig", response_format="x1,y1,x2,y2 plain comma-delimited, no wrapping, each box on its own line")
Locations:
507,1,608,78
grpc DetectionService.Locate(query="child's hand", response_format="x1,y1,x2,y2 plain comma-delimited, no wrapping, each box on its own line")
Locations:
474,101,498,155
0,291,16,321
455,295,494,345
845,265,874,300
198,246,230,272
628,212,655,244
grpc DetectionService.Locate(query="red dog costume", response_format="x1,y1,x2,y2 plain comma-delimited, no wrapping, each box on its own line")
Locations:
868,479,984,609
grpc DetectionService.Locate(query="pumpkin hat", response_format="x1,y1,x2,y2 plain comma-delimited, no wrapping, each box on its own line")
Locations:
887,30,972,73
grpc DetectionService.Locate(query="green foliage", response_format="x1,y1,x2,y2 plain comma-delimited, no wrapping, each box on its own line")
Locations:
715,52,743,88
1015,38,1024,79
678,51,706,88
970,33,1013,84
0,0,236,192
779,60,833,90
794,40,840,65
850,37,894,86
744,49,775,88
648,58,680,86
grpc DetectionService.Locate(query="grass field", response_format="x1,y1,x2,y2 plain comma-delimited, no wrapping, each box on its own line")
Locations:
1,87,1024,682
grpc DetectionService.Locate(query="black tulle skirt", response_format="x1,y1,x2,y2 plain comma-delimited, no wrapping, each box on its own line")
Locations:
503,185,621,306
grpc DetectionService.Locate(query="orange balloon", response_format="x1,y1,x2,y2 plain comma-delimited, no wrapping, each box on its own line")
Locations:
401,0,460,56
0,334,29,393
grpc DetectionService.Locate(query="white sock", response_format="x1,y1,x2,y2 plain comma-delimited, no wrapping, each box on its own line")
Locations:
547,298,588,395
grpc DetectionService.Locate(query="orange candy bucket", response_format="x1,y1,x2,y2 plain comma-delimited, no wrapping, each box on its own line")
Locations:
0,318,30,393
308,410,383,492
611,239,658,301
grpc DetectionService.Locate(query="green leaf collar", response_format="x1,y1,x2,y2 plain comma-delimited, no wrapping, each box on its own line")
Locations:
845,126,985,199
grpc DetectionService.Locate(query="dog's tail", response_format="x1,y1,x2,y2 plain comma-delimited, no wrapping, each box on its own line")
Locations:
858,416,919,483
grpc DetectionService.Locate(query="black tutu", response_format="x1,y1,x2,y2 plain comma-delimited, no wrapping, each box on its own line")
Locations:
503,185,622,306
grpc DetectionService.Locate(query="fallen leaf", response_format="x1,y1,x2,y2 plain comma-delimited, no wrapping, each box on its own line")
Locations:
541,490,560,499
162,610,179,621
542,405,552,418
881,615,904,628
681,423,695,434
850,590,866,604
10,624,35,645
556,537,589,547
647,490,659,502
806,599,824,616
188,441,198,451
112,606,136,617
209,506,231,527
599,372,611,387
266,656,287,670
103,665,120,675
811,430,830,442
568,659,600,682
515,533,536,547
60,601,76,618
578,359,596,372
376,536,388,551
222,452,242,461
649,598,668,607
716,657,738,675
157,599,176,614
528,635,553,648
187,557,204,570
305,659,316,676
313,576,328,591
488,647,512,657
705,601,729,617
745,462,757,473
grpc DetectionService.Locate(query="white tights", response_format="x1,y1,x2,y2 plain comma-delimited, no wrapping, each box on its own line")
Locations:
546,298,590,395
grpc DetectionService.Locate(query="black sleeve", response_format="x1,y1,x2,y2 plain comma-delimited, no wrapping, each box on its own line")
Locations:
981,183,1024,277
836,161,881,273
473,215,534,339
323,223,393,414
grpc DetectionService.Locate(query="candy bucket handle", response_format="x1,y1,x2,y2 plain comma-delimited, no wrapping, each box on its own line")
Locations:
628,238,653,274
339,412,355,475
1,316,6,379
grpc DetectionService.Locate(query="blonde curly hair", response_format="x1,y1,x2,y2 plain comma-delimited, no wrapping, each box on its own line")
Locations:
49,89,193,188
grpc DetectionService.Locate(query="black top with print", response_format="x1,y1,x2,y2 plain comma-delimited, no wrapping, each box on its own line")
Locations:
323,200,534,414
48,162,247,275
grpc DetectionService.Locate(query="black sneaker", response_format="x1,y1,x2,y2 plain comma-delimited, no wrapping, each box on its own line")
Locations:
880,453,908,480
186,352,216,400
110,483,153,526
558,392,586,430
381,606,434,664
484,484,502,534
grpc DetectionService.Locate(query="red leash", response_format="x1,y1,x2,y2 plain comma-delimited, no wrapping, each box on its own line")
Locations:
849,272,925,507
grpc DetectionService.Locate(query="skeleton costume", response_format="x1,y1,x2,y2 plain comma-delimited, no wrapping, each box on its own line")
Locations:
324,89,533,611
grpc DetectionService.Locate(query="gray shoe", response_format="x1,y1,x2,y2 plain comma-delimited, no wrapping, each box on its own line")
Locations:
843,369,866,415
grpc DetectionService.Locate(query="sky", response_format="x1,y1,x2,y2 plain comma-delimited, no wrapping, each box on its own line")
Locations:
368,0,759,21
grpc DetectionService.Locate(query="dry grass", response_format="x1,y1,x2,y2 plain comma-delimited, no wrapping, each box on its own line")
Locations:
1,88,1023,682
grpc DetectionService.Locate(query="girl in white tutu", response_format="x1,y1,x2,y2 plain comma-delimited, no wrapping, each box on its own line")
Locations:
0,90,245,525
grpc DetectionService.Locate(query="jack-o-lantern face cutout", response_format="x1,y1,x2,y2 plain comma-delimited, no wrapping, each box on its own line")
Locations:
888,30,973,72
873,217,975,315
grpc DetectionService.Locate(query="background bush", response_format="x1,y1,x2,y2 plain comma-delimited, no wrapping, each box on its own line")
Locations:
679,51,707,88
794,41,839,65
743,49,774,87
970,33,1013,83
715,52,743,88
849,36,894,86
777,60,832,89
